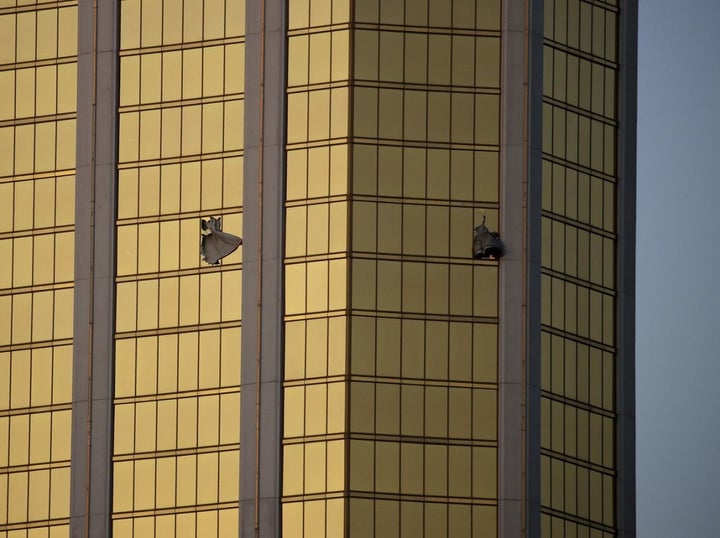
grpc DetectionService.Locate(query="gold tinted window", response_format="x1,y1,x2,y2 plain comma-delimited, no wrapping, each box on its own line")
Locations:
0,4,77,535
541,0,619,533
113,0,244,533
283,0,501,533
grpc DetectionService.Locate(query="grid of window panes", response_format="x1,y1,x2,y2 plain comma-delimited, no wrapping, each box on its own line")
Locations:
540,0,618,536
283,1,502,536
0,3,77,537
283,0,351,535
112,1,244,536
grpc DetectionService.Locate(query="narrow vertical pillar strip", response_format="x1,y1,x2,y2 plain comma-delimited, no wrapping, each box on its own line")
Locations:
525,0,545,536
499,1,543,536
615,2,638,537
70,0,119,536
241,0,287,535
497,0,527,534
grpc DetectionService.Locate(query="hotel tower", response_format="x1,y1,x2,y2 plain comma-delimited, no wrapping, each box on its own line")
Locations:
0,0,636,536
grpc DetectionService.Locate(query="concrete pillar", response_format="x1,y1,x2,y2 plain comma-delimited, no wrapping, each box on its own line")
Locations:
616,2,639,537
69,0,119,536
240,0,287,535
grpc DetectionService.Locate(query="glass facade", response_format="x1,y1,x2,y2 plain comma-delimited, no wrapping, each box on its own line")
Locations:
0,0,636,536
0,2,77,536
112,0,244,535
283,0,350,535
540,0,620,536
283,0,502,535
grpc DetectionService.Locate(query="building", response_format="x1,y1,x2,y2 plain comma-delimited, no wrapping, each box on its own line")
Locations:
0,0,636,536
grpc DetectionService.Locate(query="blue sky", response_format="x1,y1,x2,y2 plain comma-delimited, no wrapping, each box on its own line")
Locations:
637,1,720,535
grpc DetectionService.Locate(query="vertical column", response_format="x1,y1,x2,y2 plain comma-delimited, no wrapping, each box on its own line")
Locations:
526,0,545,536
241,0,287,535
615,2,638,537
70,0,118,536
499,0,542,536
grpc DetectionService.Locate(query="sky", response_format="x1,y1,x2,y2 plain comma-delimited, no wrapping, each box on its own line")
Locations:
636,1,720,536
